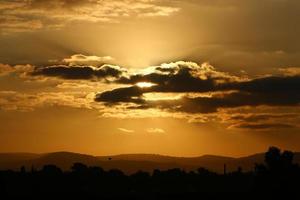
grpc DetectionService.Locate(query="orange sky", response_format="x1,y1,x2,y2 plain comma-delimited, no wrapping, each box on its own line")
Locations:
0,0,300,157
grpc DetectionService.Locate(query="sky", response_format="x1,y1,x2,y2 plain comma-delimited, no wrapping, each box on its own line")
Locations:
0,0,300,157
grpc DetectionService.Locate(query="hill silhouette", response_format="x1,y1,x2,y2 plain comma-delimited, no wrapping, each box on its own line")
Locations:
1,151,300,174
1,147,300,198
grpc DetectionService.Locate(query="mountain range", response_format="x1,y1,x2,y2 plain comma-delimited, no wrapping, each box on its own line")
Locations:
0,152,299,174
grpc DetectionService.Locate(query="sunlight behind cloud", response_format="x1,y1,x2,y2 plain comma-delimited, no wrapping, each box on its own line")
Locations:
136,82,157,88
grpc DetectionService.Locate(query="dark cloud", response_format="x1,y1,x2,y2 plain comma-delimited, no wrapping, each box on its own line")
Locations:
224,76,300,94
115,63,300,95
144,90,300,114
31,65,125,80
228,114,299,123
125,62,238,87
95,86,300,113
96,62,233,104
95,63,300,114
118,66,219,93
95,86,146,104
229,123,296,130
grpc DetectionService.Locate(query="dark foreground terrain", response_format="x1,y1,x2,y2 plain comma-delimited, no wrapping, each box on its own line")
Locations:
0,147,299,199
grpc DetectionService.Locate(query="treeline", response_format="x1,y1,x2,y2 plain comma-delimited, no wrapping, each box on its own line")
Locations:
0,147,299,199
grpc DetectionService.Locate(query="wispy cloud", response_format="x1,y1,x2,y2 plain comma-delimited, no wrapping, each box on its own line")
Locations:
0,91,96,112
63,54,115,66
228,122,296,131
0,0,180,34
146,128,165,133
0,63,34,77
118,128,135,133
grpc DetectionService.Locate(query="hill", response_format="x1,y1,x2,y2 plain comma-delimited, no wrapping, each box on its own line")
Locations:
0,152,299,174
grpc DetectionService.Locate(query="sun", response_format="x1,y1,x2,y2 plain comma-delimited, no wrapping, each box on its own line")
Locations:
136,82,156,88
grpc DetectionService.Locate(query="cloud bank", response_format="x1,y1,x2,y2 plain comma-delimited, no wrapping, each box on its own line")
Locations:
1,60,300,131
95,62,300,112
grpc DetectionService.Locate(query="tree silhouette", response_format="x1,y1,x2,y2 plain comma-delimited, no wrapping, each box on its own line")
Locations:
42,165,62,175
265,146,282,171
264,146,295,172
281,150,294,168
71,163,88,173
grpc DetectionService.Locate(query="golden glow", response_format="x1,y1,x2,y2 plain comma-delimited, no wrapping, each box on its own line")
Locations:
1,0,300,158
136,82,156,88
143,93,183,101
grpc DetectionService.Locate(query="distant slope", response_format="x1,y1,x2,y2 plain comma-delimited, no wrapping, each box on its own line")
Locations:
0,153,40,163
0,152,100,171
0,152,299,174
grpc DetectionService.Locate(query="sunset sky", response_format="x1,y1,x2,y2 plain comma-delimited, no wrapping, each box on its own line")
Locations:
1,0,300,157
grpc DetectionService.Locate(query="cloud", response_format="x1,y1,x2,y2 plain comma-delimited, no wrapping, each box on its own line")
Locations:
95,62,300,114
221,113,300,131
146,87,300,114
0,90,95,111
0,0,180,34
92,62,300,130
134,93,270,114
63,54,114,66
224,75,300,94
0,63,34,77
0,15,43,33
279,67,300,76
228,123,296,131
146,128,165,133
96,86,146,104
95,61,243,104
0,63,14,76
2,60,300,131
31,64,126,80
225,113,299,123
118,128,135,133
117,62,241,92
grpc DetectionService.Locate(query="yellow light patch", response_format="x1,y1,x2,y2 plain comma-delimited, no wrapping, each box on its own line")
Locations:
136,82,156,88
